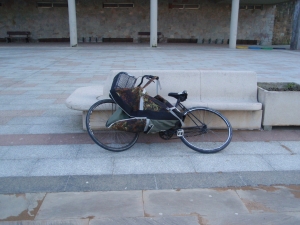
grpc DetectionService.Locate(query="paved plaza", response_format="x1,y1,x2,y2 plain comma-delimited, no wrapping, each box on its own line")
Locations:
0,43,299,136
0,43,300,224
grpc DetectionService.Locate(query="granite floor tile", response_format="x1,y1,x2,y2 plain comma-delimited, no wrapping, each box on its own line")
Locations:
36,191,143,220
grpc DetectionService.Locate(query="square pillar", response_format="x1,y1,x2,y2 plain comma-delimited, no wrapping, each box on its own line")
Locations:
291,0,300,50
68,0,78,47
150,0,158,47
229,0,240,49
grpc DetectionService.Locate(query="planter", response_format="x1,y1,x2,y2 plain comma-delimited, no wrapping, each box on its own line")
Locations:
258,82,300,130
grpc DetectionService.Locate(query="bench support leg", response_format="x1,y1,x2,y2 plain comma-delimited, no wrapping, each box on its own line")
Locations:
263,125,272,131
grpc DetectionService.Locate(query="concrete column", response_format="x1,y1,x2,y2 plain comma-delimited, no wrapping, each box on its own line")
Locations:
229,0,240,49
150,0,158,47
291,0,300,50
68,0,78,47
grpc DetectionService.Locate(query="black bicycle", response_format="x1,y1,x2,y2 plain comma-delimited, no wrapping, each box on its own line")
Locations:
86,72,232,153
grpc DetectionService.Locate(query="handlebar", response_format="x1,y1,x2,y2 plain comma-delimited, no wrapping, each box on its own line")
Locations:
137,75,159,87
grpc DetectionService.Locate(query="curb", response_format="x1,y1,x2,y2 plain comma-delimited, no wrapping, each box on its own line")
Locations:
237,46,288,50
1,171,300,194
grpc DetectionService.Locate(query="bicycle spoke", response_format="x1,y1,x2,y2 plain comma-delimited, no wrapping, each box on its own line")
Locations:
180,107,232,153
86,99,139,152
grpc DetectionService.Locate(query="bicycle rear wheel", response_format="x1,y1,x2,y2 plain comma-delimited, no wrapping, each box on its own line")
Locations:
180,107,232,153
86,99,139,152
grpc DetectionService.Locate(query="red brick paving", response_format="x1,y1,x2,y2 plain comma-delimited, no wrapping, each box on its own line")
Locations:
0,129,299,146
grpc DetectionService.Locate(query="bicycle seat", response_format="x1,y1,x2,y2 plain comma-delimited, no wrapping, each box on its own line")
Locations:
168,91,188,102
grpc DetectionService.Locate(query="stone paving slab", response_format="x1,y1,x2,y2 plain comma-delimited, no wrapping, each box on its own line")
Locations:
89,216,200,225
143,189,249,216
29,158,114,176
1,185,299,224
262,155,300,170
0,220,88,225
190,155,274,172
201,212,300,225
222,141,292,155
113,156,196,175
278,141,300,154
0,145,80,160
0,159,37,177
0,176,69,194
235,186,300,212
0,193,45,221
65,174,158,193
36,191,144,220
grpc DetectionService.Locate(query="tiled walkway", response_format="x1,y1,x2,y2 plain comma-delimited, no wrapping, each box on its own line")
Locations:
1,185,300,224
0,43,299,135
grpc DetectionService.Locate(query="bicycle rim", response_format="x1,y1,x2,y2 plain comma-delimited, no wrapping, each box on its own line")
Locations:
86,99,139,152
180,107,232,153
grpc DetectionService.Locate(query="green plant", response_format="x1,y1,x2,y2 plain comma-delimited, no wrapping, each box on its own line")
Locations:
286,83,296,91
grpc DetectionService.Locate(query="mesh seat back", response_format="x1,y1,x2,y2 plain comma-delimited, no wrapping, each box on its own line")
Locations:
111,72,137,90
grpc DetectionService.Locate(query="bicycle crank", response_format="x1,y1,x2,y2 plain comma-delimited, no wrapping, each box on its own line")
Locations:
159,129,176,140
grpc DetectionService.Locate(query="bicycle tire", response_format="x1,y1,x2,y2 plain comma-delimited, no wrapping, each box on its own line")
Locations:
86,99,139,152
180,107,232,153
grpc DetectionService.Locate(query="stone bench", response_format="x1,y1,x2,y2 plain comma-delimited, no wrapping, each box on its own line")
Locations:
7,31,31,43
66,70,262,130
167,38,198,43
138,32,162,43
102,38,133,43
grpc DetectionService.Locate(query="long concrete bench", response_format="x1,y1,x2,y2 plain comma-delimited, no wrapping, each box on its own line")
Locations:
66,70,262,130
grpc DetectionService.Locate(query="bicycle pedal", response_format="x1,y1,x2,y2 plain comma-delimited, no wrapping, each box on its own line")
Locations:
177,129,184,137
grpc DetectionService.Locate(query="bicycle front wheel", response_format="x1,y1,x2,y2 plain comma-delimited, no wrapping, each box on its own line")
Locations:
86,99,139,152
180,107,232,153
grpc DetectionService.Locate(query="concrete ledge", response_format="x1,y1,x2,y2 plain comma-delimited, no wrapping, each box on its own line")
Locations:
1,171,300,194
